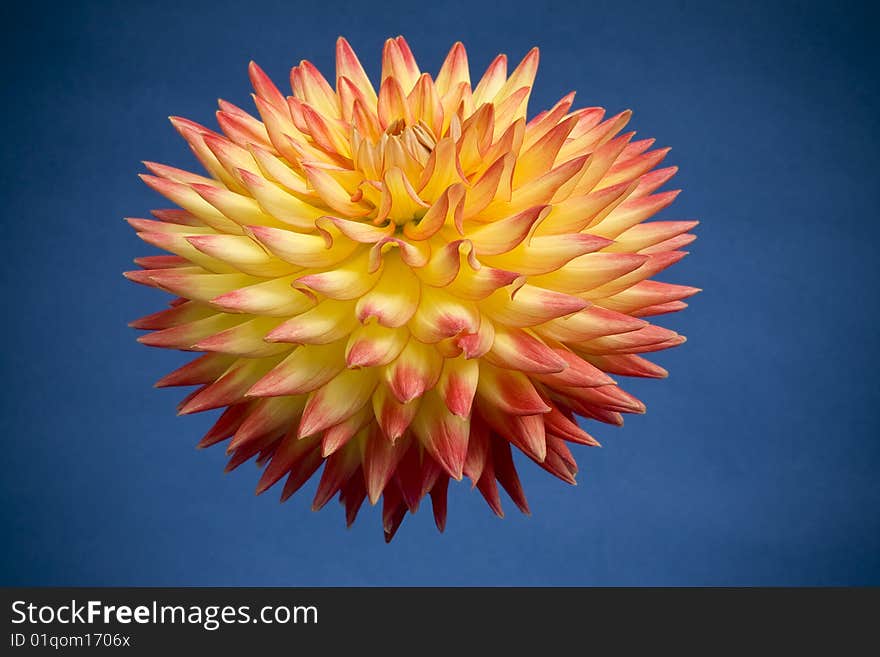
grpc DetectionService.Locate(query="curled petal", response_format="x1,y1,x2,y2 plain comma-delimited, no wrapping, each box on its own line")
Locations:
409,286,480,343
377,167,429,224
417,137,466,202
455,314,496,359
466,205,549,255
534,180,634,236
248,224,357,268
368,236,430,270
530,252,648,294
446,260,522,301
403,183,464,241
416,239,472,287
316,215,394,243
356,255,420,327
483,232,611,275
301,163,371,217
186,234,294,277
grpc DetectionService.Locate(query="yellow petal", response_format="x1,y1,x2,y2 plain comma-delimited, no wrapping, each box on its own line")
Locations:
481,284,587,327
248,342,347,396
409,286,479,343
186,234,296,277
383,337,443,403
210,276,316,316
299,368,378,437
266,299,358,344
356,254,420,327
248,224,358,268
346,323,409,368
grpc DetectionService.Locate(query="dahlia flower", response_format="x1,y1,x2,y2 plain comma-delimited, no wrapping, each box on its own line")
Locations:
125,37,698,540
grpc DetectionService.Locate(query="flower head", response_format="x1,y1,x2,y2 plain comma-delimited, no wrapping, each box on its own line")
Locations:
126,37,698,540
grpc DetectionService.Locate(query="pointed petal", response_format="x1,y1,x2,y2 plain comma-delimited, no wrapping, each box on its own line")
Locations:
336,37,378,104
436,356,479,418
372,384,420,441
383,338,443,403
411,391,469,480
248,342,346,397
299,369,378,437
364,430,410,504
345,323,409,368
484,326,568,374
266,299,358,345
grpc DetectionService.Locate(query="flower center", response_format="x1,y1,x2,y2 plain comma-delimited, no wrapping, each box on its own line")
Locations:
351,120,440,227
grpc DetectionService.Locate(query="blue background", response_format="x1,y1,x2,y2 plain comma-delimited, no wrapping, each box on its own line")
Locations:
2,0,878,586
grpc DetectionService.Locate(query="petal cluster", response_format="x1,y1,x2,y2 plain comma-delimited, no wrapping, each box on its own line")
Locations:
126,37,698,540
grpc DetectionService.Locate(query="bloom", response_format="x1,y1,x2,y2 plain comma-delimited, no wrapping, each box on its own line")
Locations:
126,36,698,540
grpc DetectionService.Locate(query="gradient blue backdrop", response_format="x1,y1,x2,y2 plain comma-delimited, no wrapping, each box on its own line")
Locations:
1,0,878,586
